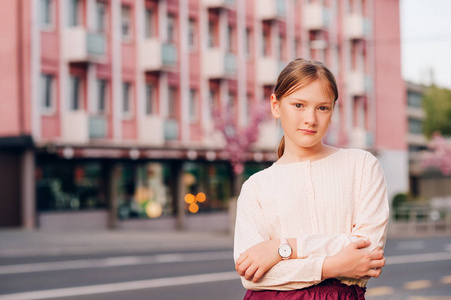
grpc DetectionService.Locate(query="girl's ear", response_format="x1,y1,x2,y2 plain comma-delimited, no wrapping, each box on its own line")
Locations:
270,94,280,119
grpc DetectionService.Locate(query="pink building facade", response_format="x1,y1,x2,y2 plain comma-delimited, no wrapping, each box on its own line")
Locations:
0,0,406,230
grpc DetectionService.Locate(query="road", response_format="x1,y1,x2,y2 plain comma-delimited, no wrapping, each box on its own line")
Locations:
0,236,450,299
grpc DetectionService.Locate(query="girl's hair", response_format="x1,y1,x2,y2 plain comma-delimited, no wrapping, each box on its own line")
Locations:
274,58,339,158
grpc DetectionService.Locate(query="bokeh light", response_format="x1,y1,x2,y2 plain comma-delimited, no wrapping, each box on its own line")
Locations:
189,203,199,213
184,193,195,204
196,192,206,202
145,202,162,218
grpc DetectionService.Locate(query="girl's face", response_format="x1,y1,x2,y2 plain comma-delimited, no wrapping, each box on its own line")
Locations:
271,79,335,150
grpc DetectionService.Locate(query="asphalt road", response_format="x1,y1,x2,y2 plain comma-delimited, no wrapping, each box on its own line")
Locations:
0,237,450,299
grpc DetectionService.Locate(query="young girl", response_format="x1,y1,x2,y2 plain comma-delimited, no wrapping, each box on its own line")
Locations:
233,58,389,300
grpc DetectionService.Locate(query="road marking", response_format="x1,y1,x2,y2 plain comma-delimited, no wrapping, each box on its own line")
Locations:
404,280,432,290
0,271,239,300
365,286,394,296
0,251,232,275
386,252,451,265
441,275,451,284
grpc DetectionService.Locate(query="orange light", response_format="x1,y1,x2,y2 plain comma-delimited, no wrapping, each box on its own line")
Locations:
196,192,206,203
145,202,163,218
184,193,195,204
189,203,199,213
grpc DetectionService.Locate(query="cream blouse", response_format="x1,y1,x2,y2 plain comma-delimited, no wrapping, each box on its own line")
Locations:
233,148,389,290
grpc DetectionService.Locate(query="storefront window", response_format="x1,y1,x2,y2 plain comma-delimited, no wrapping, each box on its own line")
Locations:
116,162,175,220
183,162,232,214
36,162,107,211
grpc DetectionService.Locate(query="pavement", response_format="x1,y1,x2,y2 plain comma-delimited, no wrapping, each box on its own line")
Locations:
0,229,234,258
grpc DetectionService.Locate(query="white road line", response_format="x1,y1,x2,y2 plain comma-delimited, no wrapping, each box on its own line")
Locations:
386,252,451,265
0,271,239,300
0,251,232,275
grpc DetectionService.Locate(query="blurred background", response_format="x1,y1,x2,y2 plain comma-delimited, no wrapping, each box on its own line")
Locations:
0,0,450,299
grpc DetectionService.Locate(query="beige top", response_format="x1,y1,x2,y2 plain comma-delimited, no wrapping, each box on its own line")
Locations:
233,148,389,291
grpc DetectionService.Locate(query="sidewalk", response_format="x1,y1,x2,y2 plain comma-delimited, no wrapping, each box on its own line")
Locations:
0,229,234,258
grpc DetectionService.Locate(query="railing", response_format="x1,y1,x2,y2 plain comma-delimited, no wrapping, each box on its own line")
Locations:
389,205,451,236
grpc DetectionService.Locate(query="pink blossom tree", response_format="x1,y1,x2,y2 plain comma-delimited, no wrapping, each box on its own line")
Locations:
422,132,451,176
212,102,270,195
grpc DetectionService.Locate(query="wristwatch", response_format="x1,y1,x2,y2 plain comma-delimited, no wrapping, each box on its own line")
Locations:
278,238,292,260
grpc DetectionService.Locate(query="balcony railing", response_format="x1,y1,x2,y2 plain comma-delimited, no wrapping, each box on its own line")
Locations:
140,39,177,71
63,27,106,62
347,71,372,96
138,115,164,146
257,0,285,20
345,14,371,40
164,119,179,141
203,49,236,78
203,0,234,8
257,57,285,86
303,3,331,31
88,115,107,139
61,110,89,143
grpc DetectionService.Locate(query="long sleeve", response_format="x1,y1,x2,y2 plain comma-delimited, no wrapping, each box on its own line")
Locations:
234,179,326,290
296,153,389,258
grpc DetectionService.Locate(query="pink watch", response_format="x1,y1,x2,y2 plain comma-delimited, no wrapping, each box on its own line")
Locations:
278,238,292,260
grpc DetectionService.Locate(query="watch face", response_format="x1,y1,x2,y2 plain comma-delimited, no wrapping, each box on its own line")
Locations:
278,244,292,258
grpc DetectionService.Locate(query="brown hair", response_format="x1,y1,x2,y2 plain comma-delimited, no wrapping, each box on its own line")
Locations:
274,58,339,158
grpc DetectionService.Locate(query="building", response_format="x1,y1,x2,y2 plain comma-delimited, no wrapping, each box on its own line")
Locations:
0,0,406,230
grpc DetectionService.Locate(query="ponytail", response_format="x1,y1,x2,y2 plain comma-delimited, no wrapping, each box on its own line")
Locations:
277,135,285,158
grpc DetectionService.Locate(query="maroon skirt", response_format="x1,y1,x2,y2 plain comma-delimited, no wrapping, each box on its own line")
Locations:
244,279,366,300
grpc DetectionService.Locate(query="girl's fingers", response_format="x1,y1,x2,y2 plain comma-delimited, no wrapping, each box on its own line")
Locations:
369,250,384,260
369,258,386,269
366,267,382,278
236,253,248,266
236,258,252,276
244,264,259,281
253,268,265,283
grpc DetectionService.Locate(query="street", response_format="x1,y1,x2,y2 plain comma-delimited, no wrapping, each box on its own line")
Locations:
0,234,450,300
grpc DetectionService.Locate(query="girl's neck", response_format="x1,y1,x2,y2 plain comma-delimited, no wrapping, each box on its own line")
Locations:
278,142,339,164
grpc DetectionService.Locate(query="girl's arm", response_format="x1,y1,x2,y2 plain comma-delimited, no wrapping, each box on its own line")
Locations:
235,153,389,287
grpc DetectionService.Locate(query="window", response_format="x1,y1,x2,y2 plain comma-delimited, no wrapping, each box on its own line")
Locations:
145,8,156,38
407,91,422,108
95,1,107,32
278,35,285,60
167,14,176,43
40,0,53,28
121,5,132,40
123,82,132,116
145,83,155,115
209,89,217,116
69,0,82,27
168,87,177,118
208,19,218,48
70,75,83,111
227,92,235,113
226,25,234,52
189,89,198,123
262,28,270,56
408,118,422,134
41,74,54,113
245,28,252,58
97,79,107,114
188,18,196,50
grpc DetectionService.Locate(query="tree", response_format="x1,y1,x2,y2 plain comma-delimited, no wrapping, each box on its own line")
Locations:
422,132,451,176
422,85,451,138
212,102,270,196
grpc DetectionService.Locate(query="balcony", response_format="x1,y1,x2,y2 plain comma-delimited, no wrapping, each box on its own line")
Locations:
257,0,285,20
140,38,177,71
345,14,371,40
303,3,331,31
63,26,106,63
203,48,236,78
347,70,372,96
88,115,108,139
61,110,88,144
164,119,179,141
350,127,373,149
257,57,285,86
202,0,234,8
138,115,164,146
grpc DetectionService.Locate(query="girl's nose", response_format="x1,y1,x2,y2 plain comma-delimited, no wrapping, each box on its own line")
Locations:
304,109,317,126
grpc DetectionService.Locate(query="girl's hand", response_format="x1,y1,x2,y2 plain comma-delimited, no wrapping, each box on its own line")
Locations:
322,239,385,280
235,239,282,283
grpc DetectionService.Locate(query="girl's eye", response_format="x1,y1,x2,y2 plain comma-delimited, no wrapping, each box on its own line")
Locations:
295,103,303,108
319,106,330,111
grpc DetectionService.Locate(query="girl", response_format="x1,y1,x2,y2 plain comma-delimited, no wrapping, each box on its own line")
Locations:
233,59,389,300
